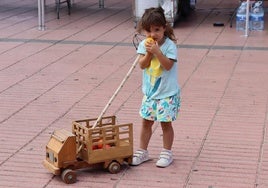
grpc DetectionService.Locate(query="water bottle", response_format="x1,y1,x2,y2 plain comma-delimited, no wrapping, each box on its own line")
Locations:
236,2,247,31
250,1,264,30
236,12,247,31
250,11,264,30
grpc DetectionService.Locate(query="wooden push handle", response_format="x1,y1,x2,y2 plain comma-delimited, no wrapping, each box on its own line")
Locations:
92,55,140,129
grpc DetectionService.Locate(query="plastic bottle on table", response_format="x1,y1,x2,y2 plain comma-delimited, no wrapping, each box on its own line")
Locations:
250,1,264,31
236,2,248,31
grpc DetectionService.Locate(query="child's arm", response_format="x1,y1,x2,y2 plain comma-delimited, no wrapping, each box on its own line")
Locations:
154,50,174,71
138,53,153,69
147,43,174,71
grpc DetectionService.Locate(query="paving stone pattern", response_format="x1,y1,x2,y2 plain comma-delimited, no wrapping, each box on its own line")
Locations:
0,0,268,187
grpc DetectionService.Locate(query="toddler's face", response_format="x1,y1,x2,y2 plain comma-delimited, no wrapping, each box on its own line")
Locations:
145,25,166,44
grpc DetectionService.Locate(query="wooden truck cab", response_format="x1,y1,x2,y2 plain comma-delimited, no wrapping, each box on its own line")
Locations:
43,129,76,175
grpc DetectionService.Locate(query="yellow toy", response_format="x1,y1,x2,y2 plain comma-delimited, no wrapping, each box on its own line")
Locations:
145,37,155,45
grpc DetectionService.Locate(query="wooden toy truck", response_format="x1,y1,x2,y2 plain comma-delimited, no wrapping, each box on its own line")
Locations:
42,116,133,184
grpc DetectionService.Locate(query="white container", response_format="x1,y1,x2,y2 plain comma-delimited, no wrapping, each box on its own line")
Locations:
133,0,159,20
132,0,179,27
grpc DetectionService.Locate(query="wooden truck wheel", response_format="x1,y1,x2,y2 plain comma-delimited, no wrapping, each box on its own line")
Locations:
108,161,121,174
61,169,77,184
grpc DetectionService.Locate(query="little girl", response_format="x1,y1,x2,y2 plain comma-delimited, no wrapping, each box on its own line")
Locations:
132,7,181,168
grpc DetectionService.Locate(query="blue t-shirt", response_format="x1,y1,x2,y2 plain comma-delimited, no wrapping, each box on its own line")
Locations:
137,37,180,99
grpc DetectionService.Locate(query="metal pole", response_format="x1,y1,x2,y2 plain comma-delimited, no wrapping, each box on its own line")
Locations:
38,0,41,30
92,55,140,129
41,0,45,30
245,0,250,36
38,0,45,30
99,0,104,8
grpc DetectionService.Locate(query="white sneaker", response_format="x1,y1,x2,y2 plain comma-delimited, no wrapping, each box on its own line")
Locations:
131,149,149,166
156,149,173,168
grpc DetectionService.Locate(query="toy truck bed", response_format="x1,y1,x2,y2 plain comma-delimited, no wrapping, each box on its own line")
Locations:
72,116,133,167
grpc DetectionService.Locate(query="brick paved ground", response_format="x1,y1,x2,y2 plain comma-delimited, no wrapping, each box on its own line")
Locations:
0,0,268,187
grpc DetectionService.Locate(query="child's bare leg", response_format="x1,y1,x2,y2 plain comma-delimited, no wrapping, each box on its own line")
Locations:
156,122,174,167
139,119,154,150
131,119,153,166
160,122,174,150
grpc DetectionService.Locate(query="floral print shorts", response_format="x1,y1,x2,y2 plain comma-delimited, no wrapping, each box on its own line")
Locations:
139,93,181,122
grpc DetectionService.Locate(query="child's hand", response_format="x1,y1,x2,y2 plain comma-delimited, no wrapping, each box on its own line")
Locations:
145,37,155,52
145,37,160,55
